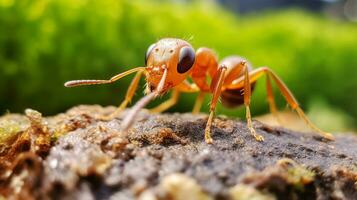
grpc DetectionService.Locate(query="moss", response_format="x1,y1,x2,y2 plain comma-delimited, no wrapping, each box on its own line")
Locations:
275,158,316,191
286,165,315,191
0,116,26,144
0,120,20,143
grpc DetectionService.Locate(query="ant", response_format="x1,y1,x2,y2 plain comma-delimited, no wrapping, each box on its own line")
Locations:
65,38,334,144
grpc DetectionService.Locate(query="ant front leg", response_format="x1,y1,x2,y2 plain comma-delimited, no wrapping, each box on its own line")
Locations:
205,65,227,144
102,71,144,120
150,90,180,113
150,80,199,113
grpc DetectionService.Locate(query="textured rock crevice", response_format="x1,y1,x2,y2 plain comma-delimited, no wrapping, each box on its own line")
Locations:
0,105,356,200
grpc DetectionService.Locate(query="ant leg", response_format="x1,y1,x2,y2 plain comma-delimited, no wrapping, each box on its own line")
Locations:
242,63,264,142
192,91,205,114
149,80,198,113
121,68,168,132
267,70,334,140
119,71,144,110
266,74,283,124
227,67,334,140
205,65,227,144
174,80,200,93
102,71,144,120
150,90,180,113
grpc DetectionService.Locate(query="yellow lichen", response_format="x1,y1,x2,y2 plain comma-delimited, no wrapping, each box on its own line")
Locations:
139,173,212,200
161,174,212,200
229,184,276,200
277,158,315,190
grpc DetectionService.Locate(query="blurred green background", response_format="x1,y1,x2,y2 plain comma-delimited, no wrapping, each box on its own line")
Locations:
0,0,356,132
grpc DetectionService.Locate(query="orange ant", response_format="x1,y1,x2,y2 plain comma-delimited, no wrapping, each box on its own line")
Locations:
65,38,334,143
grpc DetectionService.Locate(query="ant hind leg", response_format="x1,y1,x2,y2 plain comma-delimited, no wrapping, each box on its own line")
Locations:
227,67,334,141
266,74,283,125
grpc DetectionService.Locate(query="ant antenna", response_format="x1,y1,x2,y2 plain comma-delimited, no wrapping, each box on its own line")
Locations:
64,67,146,87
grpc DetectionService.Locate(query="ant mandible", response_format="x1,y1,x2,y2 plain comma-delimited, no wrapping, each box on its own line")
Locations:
65,38,334,143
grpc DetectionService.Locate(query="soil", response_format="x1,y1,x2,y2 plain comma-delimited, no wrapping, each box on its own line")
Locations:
0,105,356,200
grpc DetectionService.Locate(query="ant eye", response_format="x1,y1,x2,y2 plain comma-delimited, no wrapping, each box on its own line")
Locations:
145,43,156,65
177,46,195,74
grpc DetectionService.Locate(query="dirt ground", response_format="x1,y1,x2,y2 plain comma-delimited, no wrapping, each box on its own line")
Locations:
0,105,356,200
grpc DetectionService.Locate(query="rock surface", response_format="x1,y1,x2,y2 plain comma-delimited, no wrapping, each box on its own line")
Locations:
0,105,356,200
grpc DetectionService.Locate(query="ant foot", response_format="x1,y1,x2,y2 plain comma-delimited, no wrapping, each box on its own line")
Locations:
98,106,126,121
249,128,264,142
204,129,214,144
254,134,264,142
148,109,160,114
205,136,213,144
97,116,112,121
321,132,335,141
97,113,117,121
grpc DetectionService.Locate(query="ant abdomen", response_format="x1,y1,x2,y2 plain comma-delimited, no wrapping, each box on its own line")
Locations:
221,82,256,108
219,56,255,108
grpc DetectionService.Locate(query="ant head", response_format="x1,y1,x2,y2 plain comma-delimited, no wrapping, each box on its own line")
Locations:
145,38,195,92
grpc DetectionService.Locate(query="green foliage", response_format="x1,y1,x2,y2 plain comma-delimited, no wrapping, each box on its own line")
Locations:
0,0,356,129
